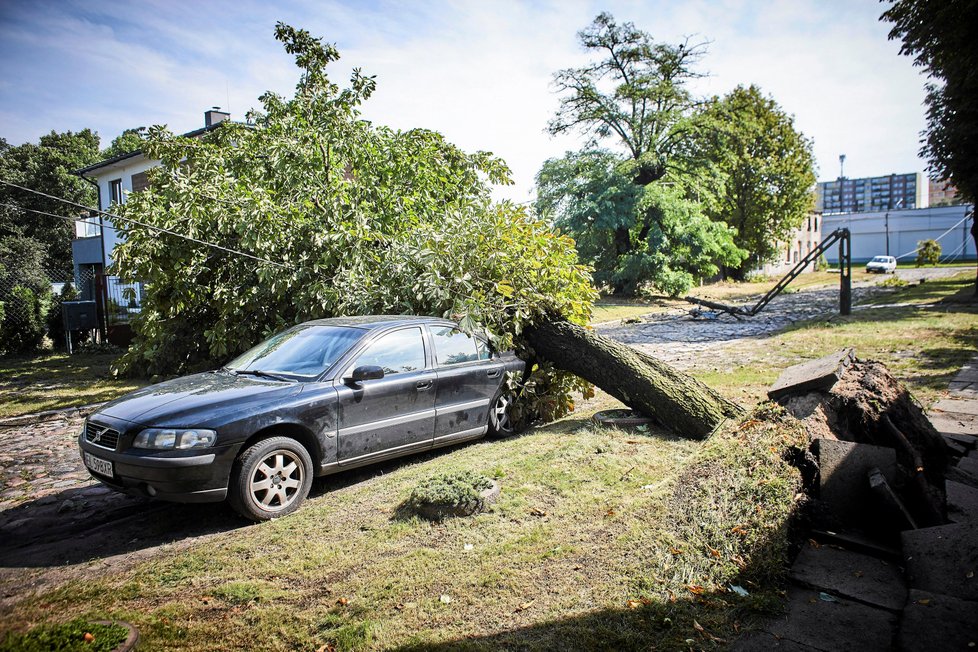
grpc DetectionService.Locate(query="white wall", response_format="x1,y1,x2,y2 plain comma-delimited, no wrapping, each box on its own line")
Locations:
822,204,975,263
91,156,159,269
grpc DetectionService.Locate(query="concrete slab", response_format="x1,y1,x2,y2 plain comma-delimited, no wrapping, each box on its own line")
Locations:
902,521,978,601
948,465,978,489
789,543,907,611
897,589,978,652
769,349,854,400
816,439,897,529
943,432,978,449
932,398,978,416
761,587,896,652
928,411,978,437
959,456,978,477
944,438,968,456
947,480,978,524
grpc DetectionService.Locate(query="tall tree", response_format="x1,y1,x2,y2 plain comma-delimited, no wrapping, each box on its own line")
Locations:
699,85,816,279
0,129,101,275
101,127,148,159
881,0,978,293
539,13,744,295
548,12,707,184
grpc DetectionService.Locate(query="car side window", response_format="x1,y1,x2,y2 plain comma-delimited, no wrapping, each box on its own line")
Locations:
432,327,479,366
351,328,426,375
476,338,492,360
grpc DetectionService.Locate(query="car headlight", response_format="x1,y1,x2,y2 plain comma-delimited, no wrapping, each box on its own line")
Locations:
133,428,217,450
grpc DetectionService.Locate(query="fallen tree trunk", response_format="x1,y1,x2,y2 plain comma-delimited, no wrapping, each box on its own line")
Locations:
524,320,744,439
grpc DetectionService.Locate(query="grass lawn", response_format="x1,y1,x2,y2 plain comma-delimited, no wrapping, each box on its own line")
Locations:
0,352,145,418
591,298,667,324
0,406,803,651
692,272,978,407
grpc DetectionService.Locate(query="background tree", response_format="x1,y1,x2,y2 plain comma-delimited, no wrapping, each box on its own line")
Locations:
916,238,941,266
699,85,816,279
882,0,978,293
0,129,101,275
100,127,148,159
539,13,744,295
537,151,743,295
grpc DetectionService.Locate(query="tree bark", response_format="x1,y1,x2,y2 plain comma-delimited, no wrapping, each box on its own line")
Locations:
525,320,744,439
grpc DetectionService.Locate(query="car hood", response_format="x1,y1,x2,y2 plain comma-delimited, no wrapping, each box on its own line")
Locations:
97,372,302,426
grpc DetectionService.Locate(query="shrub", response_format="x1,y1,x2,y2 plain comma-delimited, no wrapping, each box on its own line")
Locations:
916,239,941,266
814,255,829,272
0,286,46,354
407,471,494,519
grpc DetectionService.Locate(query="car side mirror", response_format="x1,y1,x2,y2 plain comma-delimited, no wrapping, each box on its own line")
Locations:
347,365,384,384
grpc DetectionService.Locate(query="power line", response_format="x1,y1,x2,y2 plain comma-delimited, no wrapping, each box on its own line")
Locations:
0,179,291,269
893,212,972,260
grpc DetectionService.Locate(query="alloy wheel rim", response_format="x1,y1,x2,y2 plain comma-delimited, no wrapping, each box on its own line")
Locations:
249,451,303,511
491,394,513,433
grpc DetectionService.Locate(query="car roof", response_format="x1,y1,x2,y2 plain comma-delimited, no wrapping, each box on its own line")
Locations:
302,315,455,331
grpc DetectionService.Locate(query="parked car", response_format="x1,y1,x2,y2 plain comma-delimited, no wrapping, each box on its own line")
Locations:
865,255,897,274
78,316,524,520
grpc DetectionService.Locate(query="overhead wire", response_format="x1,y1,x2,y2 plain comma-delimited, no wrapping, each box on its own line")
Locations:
0,179,292,269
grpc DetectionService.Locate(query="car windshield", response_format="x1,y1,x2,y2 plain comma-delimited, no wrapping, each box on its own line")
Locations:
871,256,890,262
226,325,365,380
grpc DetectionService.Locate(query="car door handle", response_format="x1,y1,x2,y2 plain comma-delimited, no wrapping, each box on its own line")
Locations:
486,369,501,378
416,380,433,391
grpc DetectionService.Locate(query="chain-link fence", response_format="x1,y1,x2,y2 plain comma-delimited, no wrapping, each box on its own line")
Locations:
0,266,141,355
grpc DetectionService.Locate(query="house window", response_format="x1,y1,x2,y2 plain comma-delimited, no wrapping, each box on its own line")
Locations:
814,217,818,231
786,245,792,263
131,171,150,193
109,178,124,205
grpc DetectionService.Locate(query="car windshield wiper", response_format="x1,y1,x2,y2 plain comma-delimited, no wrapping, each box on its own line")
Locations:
230,369,294,382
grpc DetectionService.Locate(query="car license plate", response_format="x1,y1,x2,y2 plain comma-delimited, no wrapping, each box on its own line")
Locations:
84,452,113,477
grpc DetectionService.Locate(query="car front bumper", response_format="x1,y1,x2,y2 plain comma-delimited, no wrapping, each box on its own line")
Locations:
78,418,240,503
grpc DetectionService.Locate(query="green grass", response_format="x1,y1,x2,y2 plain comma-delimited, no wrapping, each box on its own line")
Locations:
689,272,978,407
0,352,146,418
0,410,805,651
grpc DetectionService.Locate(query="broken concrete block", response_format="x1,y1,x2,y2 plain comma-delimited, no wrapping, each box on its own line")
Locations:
958,456,978,477
761,587,897,652
902,521,978,601
929,411,978,438
932,398,978,417
789,543,907,611
948,465,978,489
769,348,855,400
868,467,917,531
943,437,968,456
897,589,978,652
730,631,823,651
816,439,898,530
947,480,978,524
943,432,978,449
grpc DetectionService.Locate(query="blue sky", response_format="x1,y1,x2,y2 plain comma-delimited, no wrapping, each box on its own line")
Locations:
0,0,929,202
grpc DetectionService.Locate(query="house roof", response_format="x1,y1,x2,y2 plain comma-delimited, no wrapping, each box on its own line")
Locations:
73,123,227,176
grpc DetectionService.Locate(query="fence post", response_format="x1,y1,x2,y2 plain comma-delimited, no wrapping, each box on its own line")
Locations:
94,273,108,343
839,228,852,316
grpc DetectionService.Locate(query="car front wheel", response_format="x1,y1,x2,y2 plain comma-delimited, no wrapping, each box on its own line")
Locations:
488,391,516,437
228,436,313,521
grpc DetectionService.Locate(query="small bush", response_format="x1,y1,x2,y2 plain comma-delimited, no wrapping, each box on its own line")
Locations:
0,286,46,354
407,471,494,518
916,239,941,266
0,617,128,651
879,276,908,288
814,255,829,272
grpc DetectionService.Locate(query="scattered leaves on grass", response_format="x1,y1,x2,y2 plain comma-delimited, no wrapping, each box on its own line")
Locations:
686,584,705,595
529,507,547,517
439,594,453,604
336,597,349,606
316,644,337,652
514,600,535,613
669,546,683,556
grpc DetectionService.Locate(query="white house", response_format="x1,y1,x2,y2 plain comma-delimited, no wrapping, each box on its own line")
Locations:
70,109,232,288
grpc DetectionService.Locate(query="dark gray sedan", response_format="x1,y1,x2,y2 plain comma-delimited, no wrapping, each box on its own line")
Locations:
78,316,524,520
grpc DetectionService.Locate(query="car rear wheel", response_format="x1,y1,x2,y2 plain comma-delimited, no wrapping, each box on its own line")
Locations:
228,436,313,521
488,391,516,437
